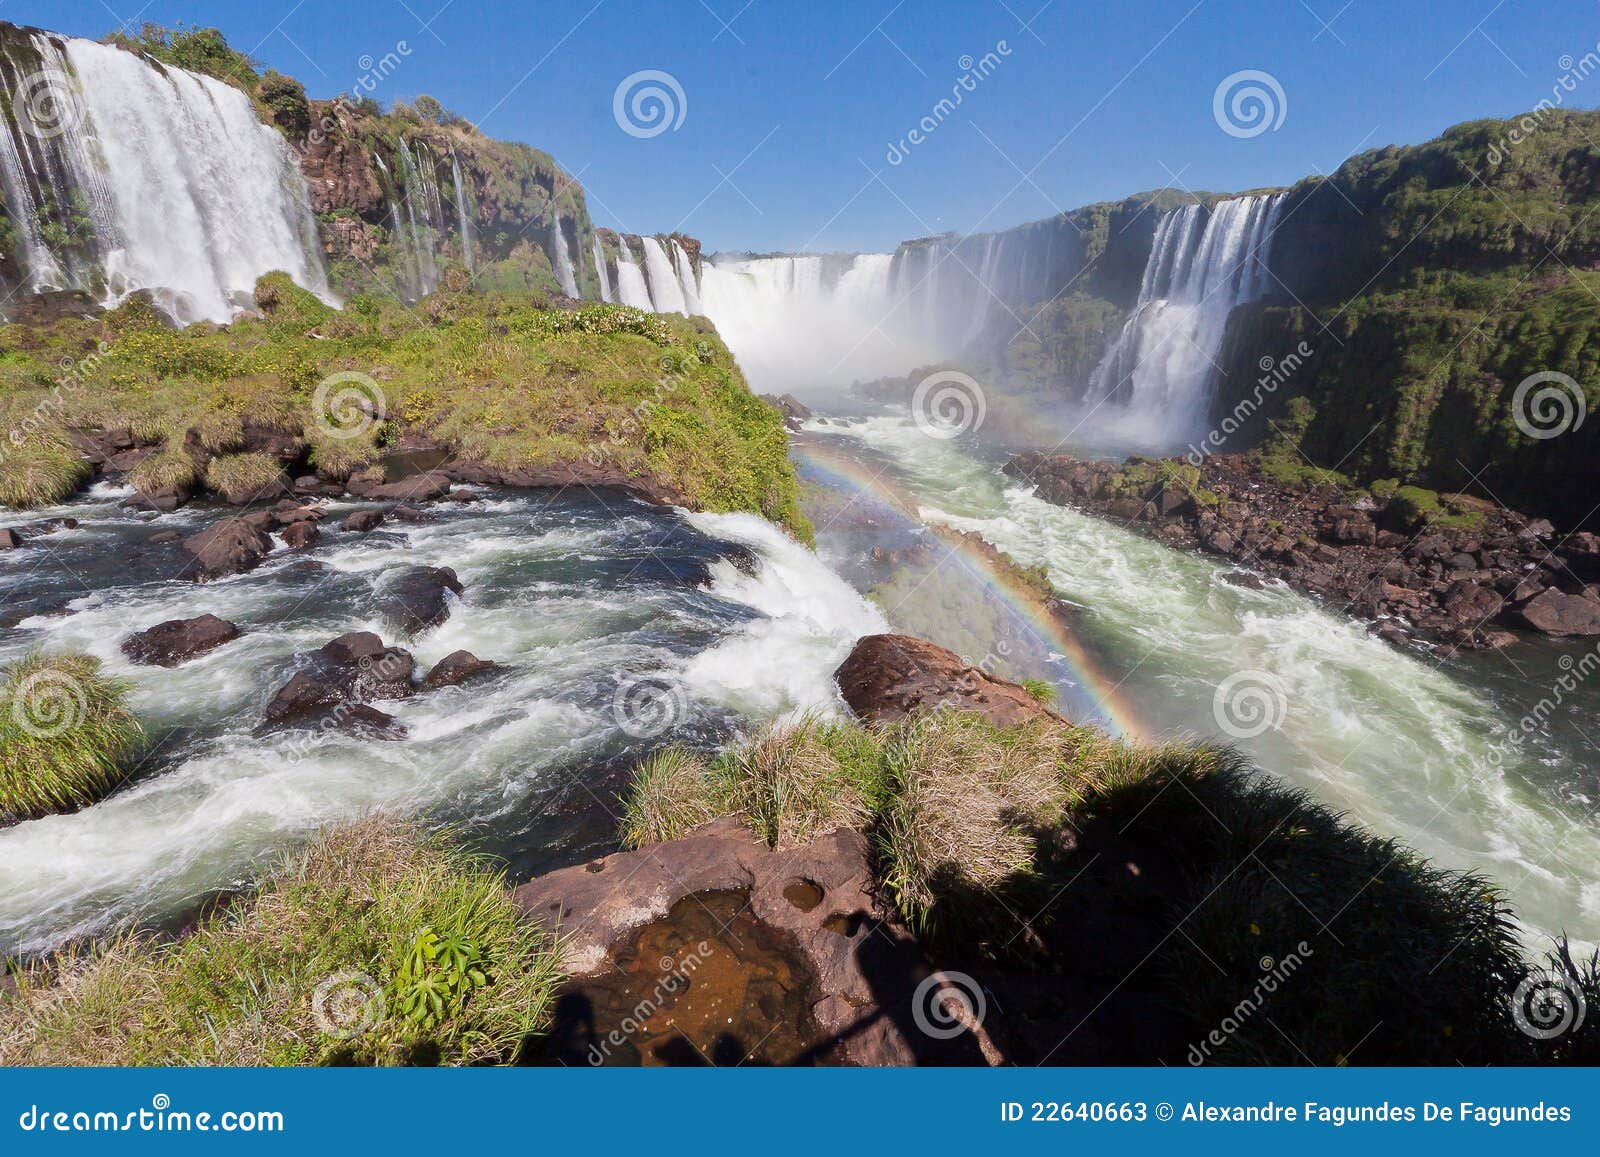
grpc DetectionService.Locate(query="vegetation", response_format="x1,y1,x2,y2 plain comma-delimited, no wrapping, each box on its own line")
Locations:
0,820,563,1066
620,707,1573,1063
204,452,284,503
0,653,143,821
0,278,809,539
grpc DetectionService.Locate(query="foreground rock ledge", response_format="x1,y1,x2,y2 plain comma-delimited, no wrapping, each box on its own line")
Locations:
835,632,1064,728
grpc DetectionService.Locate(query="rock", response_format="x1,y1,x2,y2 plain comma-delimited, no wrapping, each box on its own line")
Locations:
1507,589,1600,637
341,509,385,533
516,819,1001,1066
359,471,451,502
1443,581,1502,623
259,631,415,731
0,529,22,550
389,503,432,522
147,529,183,545
1221,570,1264,589
273,502,323,526
182,517,274,580
121,614,241,666
280,520,320,549
762,393,813,431
835,634,1064,729
423,650,496,687
377,566,463,634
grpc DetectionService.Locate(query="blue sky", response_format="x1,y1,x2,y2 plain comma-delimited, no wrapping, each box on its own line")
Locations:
12,0,1597,251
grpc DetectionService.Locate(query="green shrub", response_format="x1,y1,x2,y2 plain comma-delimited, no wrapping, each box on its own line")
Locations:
0,820,562,1066
0,653,143,821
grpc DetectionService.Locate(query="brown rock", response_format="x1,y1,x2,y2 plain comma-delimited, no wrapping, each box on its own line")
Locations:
341,509,385,533
1508,589,1600,637
182,517,274,580
361,471,452,502
377,566,463,634
0,528,21,550
835,634,1063,729
280,520,320,549
424,650,496,687
121,614,241,666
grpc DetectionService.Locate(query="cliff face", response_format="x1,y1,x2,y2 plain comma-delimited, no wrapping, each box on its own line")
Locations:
1210,109,1600,529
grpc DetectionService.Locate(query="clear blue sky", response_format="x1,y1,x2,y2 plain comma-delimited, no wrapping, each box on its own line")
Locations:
12,0,1596,252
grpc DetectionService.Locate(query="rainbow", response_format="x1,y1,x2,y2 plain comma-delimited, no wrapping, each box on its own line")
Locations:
791,437,1150,741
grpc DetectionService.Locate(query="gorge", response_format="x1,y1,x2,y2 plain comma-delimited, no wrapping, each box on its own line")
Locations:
0,17,1596,1068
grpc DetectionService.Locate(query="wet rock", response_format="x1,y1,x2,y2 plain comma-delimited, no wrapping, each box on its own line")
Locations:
389,503,432,522
341,509,385,533
280,520,320,550
835,634,1064,729
0,529,21,550
357,471,452,502
182,517,274,580
516,819,1000,1066
259,631,415,732
147,529,183,545
424,650,496,687
1221,570,1264,589
377,565,463,634
121,614,241,667
1507,589,1600,637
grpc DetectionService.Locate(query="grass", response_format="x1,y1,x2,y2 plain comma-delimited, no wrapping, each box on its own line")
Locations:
0,653,144,822
0,435,91,508
205,452,284,503
0,819,563,1066
0,276,809,539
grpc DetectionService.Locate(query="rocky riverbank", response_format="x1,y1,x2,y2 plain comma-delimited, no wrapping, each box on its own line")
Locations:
1006,450,1600,649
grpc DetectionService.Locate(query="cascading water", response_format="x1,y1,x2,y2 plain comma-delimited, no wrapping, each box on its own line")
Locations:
1085,193,1284,443
548,219,580,297
449,150,475,273
612,235,653,309
592,236,615,303
640,236,687,313
672,241,703,314
390,139,445,299
0,31,331,323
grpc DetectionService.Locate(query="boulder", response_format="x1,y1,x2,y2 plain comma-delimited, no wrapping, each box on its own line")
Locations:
424,650,496,687
0,528,21,550
1507,589,1600,637
280,520,320,549
259,631,415,731
359,471,451,502
377,565,463,634
182,517,274,580
341,509,385,533
121,614,241,666
834,634,1063,729
389,503,432,522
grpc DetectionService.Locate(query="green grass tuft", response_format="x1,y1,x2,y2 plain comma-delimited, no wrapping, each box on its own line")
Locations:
0,435,92,509
0,652,144,821
0,819,564,1066
204,452,284,503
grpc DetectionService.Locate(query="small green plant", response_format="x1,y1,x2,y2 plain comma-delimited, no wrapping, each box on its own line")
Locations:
393,925,489,1029
1020,678,1058,705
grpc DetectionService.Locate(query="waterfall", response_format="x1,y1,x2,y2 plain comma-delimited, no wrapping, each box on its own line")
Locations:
672,240,703,314
390,140,444,299
449,151,474,273
0,32,331,322
1086,193,1285,441
613,236,653,309
640,236,687,313
548,220,579,297
592,236,614,303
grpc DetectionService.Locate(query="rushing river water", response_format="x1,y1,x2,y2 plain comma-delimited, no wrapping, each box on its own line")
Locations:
797,412,1600,946
0,484,883,955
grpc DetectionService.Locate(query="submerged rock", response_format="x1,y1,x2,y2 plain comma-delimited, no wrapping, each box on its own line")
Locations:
121,614,241,667
377,566,463,634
